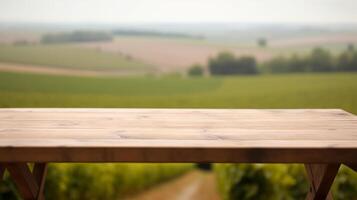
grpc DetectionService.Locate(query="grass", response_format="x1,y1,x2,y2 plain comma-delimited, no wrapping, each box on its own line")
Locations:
0,44,152,71
0,72,356,114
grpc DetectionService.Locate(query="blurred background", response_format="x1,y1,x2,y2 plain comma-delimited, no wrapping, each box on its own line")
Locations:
1,0,357,199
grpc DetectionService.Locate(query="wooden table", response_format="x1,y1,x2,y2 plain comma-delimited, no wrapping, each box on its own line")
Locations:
0,109,356,200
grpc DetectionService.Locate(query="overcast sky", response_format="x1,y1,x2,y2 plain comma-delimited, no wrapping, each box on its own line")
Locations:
1,0,357,24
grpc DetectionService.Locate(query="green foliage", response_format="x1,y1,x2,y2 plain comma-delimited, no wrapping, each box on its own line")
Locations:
347,43,355,52
337,48,357,71
0,171,20,200
112,29,204,39
214,164,357,200
41,31,113,44
1,163,192,200
262,55,309,73
261,56,289,73
308,47,335,72
209,52,258,75
333,166,357,199
212,47,357,75
0,44,151,71
188,64,204,76
214,164,307,200
257,38,267,47
263,47,357,73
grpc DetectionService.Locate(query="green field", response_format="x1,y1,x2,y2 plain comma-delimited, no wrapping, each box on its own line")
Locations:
0,72,356,113
0,44,152,71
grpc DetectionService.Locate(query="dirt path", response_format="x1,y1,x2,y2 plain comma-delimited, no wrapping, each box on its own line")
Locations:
126,170,221,200
0,62,153,77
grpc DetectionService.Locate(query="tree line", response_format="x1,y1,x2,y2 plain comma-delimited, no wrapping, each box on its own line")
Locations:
188,45,357,76
41,31,113,43
112,29,204,39
41,29,204,44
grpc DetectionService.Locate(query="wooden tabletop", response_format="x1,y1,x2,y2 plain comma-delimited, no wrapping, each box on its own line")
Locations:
0,108,356,163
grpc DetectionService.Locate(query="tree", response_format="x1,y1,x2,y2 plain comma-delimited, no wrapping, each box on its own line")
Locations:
257,38,267,48
41,31,113,44
308,48,334,72
208,52,258,75
262,54,309,74
338,49,357,71
347,43,355,52
236,56,258,74
263,56,289,73
209,52,237,75
188,64,204,76
287,54,308,72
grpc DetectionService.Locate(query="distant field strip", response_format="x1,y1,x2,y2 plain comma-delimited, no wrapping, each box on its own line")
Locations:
0,62,152,77
0,44,154,71
0,72,356,114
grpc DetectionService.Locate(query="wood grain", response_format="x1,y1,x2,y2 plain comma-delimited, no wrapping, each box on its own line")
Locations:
0,109,356,163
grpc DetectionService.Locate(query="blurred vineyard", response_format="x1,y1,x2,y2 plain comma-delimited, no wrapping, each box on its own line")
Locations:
1,164,192,199
214,164,357,200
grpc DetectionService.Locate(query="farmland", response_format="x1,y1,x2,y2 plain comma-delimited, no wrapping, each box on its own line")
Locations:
0,29,357,200
0,44,154,73
80,33,357,72
0,29,356,75
80,37,270,72
0,31,40,44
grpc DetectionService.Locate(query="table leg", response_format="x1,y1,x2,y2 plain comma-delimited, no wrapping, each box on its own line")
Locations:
0,163,5,180
33,163,48,200
304,163,340,200
3,162,48,200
